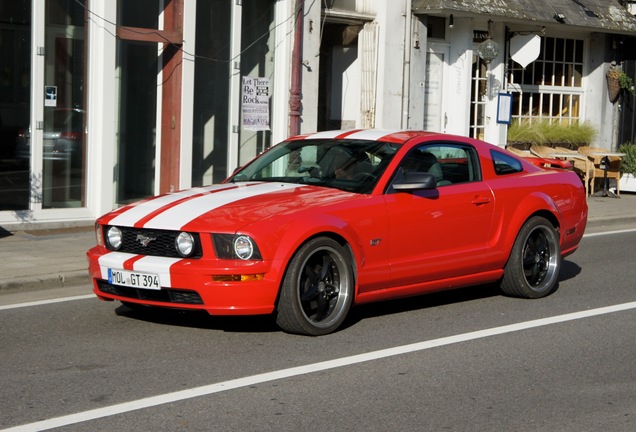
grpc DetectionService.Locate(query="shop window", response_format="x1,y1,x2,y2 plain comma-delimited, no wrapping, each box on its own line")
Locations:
191,0,232,186
118,0,160,29
42,0,86,208
507,36,584,125
426,16,446,40
238,1,275,167
0,1,31,211
470,53,488,140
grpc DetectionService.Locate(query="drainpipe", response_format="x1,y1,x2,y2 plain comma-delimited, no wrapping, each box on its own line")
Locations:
289,0,304,136
402,0,413,129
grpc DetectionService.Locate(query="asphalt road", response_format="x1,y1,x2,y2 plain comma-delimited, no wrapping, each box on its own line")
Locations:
1,227,636,431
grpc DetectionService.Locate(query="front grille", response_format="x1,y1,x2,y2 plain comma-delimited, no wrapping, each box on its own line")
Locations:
104,226,202,258
97,280,204,304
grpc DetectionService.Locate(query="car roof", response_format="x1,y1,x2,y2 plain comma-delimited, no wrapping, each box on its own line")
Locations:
287,129,444,145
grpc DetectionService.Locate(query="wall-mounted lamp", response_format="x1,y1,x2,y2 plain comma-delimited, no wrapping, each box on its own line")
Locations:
449,14,454,28
477,20,499,64
554,13,566,23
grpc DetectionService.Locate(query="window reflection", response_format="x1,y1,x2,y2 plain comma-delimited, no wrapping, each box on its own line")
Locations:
42,0,85,208
0,1,31,211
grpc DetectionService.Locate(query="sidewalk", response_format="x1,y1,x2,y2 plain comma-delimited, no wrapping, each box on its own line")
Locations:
1,194,636,293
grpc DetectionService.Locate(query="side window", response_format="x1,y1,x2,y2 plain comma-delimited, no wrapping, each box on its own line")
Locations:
388,142,480,192
491,150,523,175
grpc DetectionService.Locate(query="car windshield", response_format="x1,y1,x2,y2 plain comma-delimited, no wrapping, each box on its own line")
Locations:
228,139,400,193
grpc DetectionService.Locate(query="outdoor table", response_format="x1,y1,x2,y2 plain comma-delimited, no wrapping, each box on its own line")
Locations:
590,152,626,198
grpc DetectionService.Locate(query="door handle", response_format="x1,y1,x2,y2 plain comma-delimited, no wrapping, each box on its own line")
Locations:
471,196,491,206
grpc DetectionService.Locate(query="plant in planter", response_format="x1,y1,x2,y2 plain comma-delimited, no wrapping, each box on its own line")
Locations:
618,143,636,192
607,65,635,103
507,120,596,150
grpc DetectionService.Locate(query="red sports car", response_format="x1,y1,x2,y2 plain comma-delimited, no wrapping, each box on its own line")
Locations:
87,130,588,335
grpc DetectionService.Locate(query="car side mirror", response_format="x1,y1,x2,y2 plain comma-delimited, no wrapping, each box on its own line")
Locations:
392,172,437,191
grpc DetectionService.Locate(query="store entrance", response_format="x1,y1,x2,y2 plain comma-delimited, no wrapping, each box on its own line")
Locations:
0,1,31,211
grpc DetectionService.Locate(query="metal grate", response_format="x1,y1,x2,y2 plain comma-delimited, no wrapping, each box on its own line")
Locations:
97,280,204,304
104,226,202,258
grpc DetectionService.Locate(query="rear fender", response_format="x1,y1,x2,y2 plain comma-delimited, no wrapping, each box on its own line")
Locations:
493,192,562,262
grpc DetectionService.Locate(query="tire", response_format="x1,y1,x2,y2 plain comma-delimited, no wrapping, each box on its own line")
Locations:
500,216,561,299
276,237,354,336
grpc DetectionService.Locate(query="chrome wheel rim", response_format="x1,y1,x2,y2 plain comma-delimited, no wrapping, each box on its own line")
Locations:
296,246,351,329
521,225,559,291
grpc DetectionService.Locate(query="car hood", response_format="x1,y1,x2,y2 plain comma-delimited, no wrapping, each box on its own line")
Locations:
101,182,361,232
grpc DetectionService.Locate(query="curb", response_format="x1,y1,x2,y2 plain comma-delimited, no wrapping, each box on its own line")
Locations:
1,215,635,295
0,271,90,293
586,215,636,230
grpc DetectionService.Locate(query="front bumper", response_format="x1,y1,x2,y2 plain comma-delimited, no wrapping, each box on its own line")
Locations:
87,247,282,315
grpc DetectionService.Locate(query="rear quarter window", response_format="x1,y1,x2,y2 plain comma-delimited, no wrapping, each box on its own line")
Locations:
491,150,523,175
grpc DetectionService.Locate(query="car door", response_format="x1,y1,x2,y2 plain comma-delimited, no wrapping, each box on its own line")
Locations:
380,143,496,289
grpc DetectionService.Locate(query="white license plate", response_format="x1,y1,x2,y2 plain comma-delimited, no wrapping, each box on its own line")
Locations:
108,269,160,290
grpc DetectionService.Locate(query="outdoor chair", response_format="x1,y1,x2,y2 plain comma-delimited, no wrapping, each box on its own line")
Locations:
527,145,574,171
554,146,595,196
577,146,622,196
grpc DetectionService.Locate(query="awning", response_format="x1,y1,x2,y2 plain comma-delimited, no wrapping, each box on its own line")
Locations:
412,0,636,33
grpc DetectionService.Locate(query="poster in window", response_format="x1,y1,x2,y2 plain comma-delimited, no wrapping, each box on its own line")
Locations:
45,86,57,107
242,76,270,131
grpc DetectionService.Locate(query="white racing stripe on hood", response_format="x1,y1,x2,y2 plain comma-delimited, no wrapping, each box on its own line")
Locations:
108,187,214,227
143,182,303,230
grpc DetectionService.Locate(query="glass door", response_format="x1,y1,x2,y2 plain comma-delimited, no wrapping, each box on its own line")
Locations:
42,0,85,208
115,0,161,204
0,1,31,211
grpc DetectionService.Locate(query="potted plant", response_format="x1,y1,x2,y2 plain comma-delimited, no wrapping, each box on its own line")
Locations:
618,143,636,192
506,120,596,150
607,65,635,103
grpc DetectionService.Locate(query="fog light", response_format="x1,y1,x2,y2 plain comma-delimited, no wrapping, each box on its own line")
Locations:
175,232,195,257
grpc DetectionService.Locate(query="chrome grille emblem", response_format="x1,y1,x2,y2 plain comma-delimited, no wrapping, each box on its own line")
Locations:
136,233,157,247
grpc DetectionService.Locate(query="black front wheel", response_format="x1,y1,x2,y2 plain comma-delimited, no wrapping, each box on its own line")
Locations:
500,216,561,299
276,237,354,336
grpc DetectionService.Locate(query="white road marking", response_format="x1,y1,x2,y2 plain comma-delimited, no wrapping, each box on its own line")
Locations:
0,295,94,311
3,301,636,432
583,227,636,238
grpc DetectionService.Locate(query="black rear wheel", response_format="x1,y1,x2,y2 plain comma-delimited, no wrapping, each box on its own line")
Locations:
500,216,561,298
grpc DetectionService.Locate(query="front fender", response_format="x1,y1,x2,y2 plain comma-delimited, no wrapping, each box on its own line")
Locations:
242,206,388,294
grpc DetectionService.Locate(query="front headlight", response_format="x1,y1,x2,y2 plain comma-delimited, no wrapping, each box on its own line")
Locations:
213,234,262,260
106,226,122,250
234,235,254,260
175,232,195,257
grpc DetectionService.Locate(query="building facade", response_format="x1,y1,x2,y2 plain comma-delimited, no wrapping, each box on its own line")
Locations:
1,0,635,229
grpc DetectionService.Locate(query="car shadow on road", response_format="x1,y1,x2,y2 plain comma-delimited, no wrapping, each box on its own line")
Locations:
557,259,582,282
344,283,503,330
114,304,280,333
343,259,582,331
112,259,582,335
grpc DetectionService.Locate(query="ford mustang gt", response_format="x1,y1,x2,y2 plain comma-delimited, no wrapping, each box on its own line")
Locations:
87,130,588,335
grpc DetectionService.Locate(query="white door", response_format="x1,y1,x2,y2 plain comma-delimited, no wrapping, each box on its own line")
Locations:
423,45,449,133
